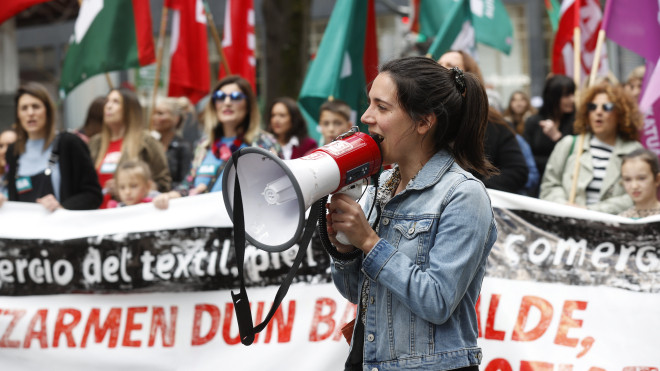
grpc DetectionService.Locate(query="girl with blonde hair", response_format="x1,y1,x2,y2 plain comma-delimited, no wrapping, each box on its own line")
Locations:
88,88,170,208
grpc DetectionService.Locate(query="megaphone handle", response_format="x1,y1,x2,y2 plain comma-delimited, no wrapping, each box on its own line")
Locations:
333,182,364,245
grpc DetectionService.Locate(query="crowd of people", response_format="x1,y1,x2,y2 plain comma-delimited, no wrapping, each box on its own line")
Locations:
0,76,357,212
1,56,659,219
0,53,659,370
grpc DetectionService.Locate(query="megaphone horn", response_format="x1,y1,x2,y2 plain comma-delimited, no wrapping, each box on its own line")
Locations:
222,130,382,252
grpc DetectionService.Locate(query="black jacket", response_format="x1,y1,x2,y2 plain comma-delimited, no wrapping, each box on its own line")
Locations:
483,121,529,194
166,135,193,188
523,112,575,179
7,132,103,210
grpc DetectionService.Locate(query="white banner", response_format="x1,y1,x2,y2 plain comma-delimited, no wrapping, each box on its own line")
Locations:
1,191,659,370
0,284,351,371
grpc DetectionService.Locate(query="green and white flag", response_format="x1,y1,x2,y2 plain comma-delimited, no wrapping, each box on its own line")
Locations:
545,0,561,32
472,0,513,54
59,0,155,96
298,0,378,142
425,0,472,60
421,0,513,60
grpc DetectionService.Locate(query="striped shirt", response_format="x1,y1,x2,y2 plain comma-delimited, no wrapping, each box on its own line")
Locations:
586,137,614,205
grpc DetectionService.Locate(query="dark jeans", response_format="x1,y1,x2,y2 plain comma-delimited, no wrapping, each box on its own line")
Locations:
345,319,480,371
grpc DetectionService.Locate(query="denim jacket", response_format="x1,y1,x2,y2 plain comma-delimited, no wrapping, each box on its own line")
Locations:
332,150,497,371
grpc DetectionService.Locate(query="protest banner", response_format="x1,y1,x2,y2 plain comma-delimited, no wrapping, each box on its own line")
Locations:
1,191,659,370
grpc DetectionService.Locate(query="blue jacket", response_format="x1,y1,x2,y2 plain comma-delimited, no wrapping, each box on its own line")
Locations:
332,149,497,371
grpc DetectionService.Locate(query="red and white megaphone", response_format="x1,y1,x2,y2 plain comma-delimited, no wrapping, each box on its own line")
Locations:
222,128,382,252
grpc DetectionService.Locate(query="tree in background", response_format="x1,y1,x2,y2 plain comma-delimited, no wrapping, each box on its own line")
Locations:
261,0,310,110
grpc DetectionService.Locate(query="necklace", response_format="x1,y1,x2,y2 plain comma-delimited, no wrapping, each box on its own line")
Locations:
212,136,243,161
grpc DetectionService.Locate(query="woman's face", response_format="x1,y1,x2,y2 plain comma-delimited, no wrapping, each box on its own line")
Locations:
152,102,176,134
17,93,48,139
510,93,528,114
560,93,575,114
270,103,292,140
104,90,124,130
621,157,660,206
438,51,465,70
214,83,248,128
361,73,417,165
588,93,617,142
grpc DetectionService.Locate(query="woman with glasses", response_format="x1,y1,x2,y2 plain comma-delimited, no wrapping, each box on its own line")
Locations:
89,88,171,208
153,76,278,209
540,83,643,214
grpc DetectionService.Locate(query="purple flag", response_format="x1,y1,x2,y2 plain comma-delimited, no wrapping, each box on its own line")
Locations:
640,58,660,113
602,0,660,61
603,0,660,154
639,59,660,156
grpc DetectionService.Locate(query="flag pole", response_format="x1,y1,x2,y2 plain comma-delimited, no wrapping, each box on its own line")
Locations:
568,133,585,205
149,5,169,130
588,29,606,87
572,0,581,100
105,73,114,90
590,0,614,88
569,0,584,205
204,1,231,76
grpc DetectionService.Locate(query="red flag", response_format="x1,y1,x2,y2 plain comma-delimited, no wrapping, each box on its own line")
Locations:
552,0,608,86
409,0,421,34
363,0,379,85
0,0,51,25
166,0,210,104
218,0,256,92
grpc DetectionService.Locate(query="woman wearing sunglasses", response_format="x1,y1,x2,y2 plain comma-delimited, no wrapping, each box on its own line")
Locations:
540,83,643,214
153,76,279,209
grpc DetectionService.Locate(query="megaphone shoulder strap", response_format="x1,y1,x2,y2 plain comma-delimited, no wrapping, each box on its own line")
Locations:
230,149,320,346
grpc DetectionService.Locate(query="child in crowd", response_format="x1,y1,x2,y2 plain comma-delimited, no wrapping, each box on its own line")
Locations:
619,148,660,218
108,160,160,208
318,99,353,145
504,90,536,135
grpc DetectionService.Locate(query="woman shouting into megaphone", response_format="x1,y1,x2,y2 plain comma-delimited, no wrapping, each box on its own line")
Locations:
325,56,498,371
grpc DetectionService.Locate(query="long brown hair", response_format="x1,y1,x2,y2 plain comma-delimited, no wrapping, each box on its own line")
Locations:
95,88,145,168
503,90,536,134
443,50,515,135
266,97,309,143
380,56,496,178
13,82,58,154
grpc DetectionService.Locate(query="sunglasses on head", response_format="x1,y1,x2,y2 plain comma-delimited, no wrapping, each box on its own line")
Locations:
587,102,615,112
212,90,246,103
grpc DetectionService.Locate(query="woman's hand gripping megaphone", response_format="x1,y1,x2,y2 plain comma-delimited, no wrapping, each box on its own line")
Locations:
318,128,383,258
328,180,366,246
325,185,381,255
